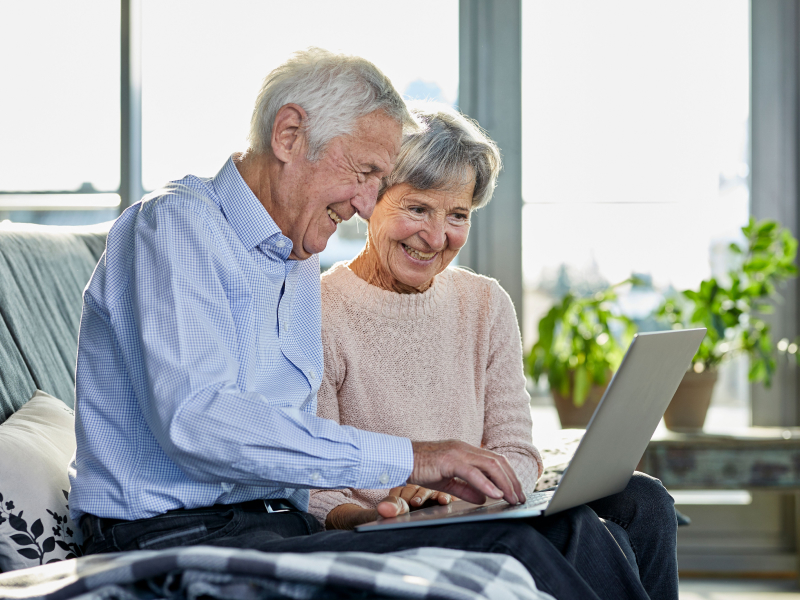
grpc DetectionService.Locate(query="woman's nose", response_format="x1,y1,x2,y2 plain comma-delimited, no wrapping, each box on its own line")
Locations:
421,221,447,251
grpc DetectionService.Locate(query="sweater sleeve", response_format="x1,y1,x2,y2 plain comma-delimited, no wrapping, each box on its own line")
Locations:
481,281,543,495
308,320,366,527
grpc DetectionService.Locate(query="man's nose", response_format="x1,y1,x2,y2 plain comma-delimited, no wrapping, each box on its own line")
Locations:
352,178,381,219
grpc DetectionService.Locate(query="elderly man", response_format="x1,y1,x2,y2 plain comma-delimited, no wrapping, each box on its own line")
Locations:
69,49,650,600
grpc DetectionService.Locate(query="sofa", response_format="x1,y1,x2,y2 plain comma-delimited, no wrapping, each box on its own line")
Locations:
0,221,111,573
0,220,555,600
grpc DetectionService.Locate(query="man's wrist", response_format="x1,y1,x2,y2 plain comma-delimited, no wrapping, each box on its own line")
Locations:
352,431,413,489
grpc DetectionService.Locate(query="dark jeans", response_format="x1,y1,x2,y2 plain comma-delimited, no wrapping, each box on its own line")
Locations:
83,474,675,600
588,472,678,600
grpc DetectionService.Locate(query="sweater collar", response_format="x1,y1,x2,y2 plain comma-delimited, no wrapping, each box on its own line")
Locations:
323,261,451,320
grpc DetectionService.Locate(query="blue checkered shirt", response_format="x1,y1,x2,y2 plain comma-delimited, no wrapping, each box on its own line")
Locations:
68,157,413,522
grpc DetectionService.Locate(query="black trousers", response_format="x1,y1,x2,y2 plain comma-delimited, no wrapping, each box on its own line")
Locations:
83,499,655,600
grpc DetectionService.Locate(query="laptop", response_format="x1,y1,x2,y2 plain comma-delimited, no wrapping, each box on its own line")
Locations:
355,328,706,532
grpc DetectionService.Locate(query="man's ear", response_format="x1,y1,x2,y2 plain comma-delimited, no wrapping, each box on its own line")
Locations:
271,103,307,164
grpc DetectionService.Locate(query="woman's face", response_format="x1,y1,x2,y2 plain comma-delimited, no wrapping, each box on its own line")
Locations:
367,180,474,290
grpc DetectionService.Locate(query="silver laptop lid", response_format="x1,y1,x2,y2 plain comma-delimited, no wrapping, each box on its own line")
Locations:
545,328,706,515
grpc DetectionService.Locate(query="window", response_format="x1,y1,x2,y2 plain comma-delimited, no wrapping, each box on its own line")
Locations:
521,0,751,427
141,0,458,268
0,1,121,225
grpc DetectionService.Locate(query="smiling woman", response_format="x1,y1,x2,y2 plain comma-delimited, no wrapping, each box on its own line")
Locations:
348,103,500,293
309,102,683,599
349,181,474,293
309,102,535,531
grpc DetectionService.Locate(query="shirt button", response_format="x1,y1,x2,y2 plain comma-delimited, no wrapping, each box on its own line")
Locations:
276,240,286,248
310,471,321,482
308,370,316,380
379,473,390,485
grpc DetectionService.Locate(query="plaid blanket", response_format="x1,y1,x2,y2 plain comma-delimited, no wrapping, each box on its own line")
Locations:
0,546,554,600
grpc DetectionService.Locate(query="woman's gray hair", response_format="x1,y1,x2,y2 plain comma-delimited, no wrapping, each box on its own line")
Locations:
248,48,415,161
380,101,502,209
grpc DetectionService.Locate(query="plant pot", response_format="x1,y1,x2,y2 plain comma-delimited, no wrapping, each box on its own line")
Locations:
663,369,718,432
552,384,609,429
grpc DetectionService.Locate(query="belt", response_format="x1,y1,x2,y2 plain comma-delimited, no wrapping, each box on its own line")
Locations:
242,498,297,513
83,498,297,531
165,498,298,515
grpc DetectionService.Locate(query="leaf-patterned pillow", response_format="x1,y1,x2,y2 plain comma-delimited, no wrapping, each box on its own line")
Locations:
0,391,83,572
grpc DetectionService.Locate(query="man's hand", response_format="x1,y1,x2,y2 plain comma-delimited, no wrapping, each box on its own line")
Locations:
409,440,525,507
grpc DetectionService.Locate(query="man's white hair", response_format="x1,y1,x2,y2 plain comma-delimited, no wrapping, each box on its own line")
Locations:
248,47,415,161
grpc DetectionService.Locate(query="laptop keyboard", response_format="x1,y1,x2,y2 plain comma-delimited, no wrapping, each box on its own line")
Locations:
525,490,556,506
521,490,555,507
465,490,555,514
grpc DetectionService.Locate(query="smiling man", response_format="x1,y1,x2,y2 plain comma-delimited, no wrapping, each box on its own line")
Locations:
68,49,652,600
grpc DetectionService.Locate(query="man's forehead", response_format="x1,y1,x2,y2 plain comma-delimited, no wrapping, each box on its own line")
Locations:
353,111,402,147
342,113,402,166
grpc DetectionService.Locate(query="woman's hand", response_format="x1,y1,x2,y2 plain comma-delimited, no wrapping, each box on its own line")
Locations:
376,484,456,518
325,487,457,530
325,503,380,530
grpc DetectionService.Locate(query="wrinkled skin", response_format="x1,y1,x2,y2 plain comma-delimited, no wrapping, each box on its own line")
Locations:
237,105,402,260
350,181,474,293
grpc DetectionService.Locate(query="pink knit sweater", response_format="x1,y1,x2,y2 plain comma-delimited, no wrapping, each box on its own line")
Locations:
308,262,542,526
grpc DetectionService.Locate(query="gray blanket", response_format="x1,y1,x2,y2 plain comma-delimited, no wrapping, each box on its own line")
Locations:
0,545,554,600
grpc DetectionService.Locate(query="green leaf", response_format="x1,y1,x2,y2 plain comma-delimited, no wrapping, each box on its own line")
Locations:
573,365,589,408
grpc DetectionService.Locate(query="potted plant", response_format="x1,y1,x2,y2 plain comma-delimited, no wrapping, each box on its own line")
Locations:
527,281,637,428
658,217,799,431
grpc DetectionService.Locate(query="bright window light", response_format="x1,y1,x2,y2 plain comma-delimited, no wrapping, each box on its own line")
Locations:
521,0,751,424
0,1,120,193
671,490,752,505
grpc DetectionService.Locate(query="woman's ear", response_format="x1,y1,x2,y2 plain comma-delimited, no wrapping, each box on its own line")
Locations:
271,103,307,164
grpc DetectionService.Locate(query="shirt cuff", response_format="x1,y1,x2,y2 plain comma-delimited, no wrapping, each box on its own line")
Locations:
351,429,414,490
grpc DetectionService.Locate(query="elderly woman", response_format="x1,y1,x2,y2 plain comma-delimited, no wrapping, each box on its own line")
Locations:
310,103,678,600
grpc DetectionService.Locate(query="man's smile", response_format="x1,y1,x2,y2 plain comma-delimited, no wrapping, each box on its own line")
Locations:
327,208,343,225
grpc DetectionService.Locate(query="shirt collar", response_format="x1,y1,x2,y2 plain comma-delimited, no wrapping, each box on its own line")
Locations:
212,156,287,252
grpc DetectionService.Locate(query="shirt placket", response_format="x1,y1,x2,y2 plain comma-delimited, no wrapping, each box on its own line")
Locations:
278,261,318,390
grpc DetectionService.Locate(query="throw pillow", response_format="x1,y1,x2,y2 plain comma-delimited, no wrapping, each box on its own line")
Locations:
0,390,83,572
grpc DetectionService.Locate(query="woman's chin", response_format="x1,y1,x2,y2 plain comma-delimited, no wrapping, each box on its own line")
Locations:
396,275,435,291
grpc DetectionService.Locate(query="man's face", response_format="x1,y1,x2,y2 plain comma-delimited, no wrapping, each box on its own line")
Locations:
280,110,402,260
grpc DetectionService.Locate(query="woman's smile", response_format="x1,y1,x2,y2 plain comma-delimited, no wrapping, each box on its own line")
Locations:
401,243,437,262
349,182,474,294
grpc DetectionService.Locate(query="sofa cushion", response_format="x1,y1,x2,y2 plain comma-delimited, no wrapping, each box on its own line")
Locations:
0,322,35,426
0,390,83,572
0,222,109,412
